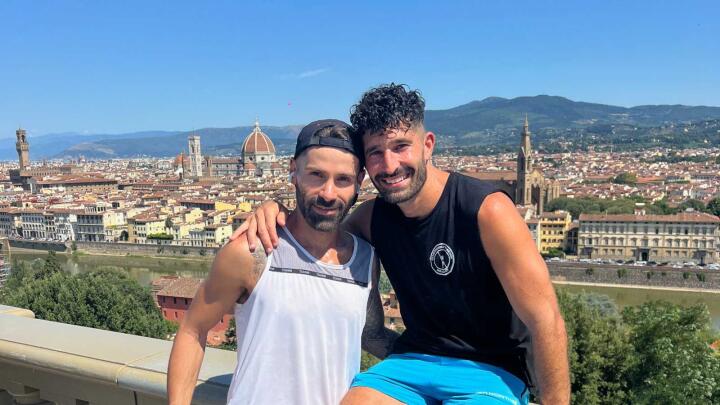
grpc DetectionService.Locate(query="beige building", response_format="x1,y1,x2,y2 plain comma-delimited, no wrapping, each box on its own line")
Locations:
526,218,542,252
0,208,21,237
538,211,572,254
76,204,126,242
204,224,232,247
578,211,720,264
127,215,167,244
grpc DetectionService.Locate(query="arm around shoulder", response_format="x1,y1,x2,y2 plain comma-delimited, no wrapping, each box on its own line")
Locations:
343,198,375,243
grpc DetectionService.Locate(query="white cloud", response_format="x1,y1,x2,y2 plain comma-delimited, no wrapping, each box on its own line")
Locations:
280,67,331,80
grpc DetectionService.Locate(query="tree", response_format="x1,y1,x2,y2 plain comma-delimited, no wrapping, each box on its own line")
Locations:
542,248,565,259
678,198,708,213
218,318,237,351
707,197,720,217
35,251,63,280
612,172,637,185
165,217,174,229
378,269,392,295
361,351,381,372
0,261,31,301
622,302,720,404
558,290,634,404
1,269,174,339
648,199,679,215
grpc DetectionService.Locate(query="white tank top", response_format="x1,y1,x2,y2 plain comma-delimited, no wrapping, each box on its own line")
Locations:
226,226,374,405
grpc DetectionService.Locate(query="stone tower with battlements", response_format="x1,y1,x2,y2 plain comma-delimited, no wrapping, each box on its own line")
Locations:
516,116,533,206
16,128,29,170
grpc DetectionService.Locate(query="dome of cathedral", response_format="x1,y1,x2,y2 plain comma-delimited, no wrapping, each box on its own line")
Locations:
242,120,276,155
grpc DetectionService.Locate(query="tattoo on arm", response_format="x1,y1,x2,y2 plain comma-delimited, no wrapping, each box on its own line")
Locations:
361,265,400,359
251,249,268,277
236,248,268,304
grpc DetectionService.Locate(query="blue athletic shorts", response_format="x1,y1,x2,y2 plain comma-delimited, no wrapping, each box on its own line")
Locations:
350,352,529,405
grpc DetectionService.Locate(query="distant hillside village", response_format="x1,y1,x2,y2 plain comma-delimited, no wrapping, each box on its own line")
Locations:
0,118,718,263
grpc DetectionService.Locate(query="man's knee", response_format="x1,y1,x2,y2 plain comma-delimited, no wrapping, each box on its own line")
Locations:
341,387,404,405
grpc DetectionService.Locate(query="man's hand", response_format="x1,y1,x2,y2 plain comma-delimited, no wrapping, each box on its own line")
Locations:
229,200,289,253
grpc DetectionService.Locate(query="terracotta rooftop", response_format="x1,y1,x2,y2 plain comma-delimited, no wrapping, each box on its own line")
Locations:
242,122,276,154
157,277,202,299
462,170,517,182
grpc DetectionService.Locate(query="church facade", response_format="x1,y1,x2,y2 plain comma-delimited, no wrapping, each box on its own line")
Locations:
464,117,560,215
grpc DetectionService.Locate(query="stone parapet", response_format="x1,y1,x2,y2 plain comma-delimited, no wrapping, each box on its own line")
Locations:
0,307,235,404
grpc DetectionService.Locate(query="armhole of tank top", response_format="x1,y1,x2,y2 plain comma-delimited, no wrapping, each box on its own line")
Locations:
242,250,274,304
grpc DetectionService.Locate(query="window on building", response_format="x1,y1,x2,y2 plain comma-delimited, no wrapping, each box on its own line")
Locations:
173,297,177,304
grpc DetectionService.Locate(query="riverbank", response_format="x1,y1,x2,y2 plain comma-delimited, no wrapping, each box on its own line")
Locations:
548,263,720,290
6,239,219,259
553,279,720,294
9,246,214,262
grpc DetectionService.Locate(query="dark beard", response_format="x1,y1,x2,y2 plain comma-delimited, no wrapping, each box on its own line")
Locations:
373,162,427,204
295,185,355,232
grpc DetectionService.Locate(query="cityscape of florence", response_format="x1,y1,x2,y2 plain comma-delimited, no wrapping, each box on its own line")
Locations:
1,1,719,404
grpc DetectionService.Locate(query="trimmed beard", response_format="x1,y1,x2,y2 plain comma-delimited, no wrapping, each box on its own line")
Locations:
373,159,427,204
295,183,356,232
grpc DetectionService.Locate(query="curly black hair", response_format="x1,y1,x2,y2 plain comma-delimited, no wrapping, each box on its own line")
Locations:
350,83,425,137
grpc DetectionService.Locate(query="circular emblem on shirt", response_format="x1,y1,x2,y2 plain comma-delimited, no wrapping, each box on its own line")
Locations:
429,243,455,276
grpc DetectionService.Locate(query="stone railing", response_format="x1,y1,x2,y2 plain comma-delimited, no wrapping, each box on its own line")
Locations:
0,305,235,404
0,305,541,404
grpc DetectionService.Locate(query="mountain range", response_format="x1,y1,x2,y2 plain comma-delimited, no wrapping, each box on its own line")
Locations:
2,95,719,160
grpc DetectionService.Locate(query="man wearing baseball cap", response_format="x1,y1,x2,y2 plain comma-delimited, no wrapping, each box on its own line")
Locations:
168,120,395,404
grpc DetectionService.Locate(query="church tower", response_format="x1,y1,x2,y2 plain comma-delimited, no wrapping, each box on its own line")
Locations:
516,116,533,206
188,134,202,177
16,128,29,170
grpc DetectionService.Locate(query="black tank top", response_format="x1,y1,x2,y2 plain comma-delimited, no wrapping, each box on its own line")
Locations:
371,172,533,385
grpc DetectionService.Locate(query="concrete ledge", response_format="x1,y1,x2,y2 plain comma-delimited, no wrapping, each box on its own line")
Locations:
0,305,35,318
0,310,235,404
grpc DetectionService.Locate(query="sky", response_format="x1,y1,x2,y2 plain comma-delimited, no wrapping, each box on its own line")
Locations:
0,0,718,137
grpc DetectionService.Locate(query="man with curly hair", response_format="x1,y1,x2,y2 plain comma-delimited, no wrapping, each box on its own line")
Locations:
234,84,570,404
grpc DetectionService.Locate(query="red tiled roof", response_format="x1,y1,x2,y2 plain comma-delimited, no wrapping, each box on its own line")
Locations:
157,277,203,299
580,212,720,224
242,125,276,154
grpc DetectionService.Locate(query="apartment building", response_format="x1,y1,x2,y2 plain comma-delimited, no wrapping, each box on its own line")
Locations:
578,211,720,264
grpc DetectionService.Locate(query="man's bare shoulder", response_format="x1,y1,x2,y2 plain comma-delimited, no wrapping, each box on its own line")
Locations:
213,235,268,281
477,191,516,224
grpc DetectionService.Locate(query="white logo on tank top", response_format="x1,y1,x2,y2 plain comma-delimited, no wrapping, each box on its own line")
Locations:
429,243,455,276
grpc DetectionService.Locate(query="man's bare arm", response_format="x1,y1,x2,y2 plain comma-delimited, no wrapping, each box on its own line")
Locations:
478,193,570,405
167,237,266,405
229,198,376,252
361,257,399,359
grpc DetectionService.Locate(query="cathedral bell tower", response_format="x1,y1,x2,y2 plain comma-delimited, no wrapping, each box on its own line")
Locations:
16,128,30,170
515,116,533,206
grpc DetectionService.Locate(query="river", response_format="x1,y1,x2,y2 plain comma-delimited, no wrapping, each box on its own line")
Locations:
10,251,720,330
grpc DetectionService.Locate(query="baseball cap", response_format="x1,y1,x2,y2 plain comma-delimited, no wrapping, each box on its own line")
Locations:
294,119,362,162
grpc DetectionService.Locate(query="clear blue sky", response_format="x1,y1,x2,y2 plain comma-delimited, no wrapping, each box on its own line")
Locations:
0,0,718,136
